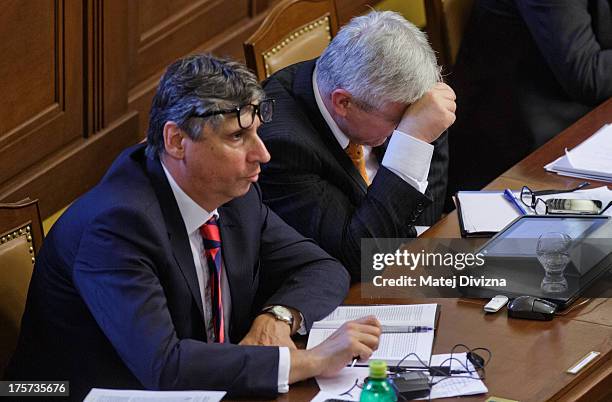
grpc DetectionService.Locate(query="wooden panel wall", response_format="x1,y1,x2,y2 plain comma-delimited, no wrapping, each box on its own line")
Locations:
0,1,85,215
0,0,140,219
127,0,270,139
0,0,379,219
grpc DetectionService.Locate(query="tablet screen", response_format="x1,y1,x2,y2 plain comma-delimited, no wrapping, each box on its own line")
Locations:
470,215,612,307
480,216,608,257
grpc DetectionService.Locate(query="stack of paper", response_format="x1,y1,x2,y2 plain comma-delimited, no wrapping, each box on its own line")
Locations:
545,124,612,182
455,191,523,236
307,304,438,367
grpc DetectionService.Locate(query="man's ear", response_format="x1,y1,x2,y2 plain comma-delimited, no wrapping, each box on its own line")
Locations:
330,88,353,118
162,121,185,159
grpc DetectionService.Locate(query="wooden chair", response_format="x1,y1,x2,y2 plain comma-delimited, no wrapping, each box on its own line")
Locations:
424,0,475,69
0,199,44,376
244,0,339,81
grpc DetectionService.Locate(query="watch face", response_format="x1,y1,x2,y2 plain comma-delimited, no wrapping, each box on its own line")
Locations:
268,306,293,324
272,306,289,316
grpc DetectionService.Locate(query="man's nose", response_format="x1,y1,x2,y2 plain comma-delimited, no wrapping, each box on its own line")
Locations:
248,131,271,164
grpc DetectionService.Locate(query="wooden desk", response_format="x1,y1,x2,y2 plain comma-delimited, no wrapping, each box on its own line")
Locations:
411,98,612,401
251,99,612,402
274,295,611,402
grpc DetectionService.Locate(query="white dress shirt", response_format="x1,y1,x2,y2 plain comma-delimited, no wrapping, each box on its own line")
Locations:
161,162,290,393
312,68,434,194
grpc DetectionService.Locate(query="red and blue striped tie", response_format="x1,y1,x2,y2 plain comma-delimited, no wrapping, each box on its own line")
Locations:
200,217,225,343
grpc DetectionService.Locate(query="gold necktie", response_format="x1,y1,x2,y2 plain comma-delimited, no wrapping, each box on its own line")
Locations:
345,142,370,185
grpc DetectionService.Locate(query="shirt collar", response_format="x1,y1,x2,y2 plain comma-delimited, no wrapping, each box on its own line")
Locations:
161,161,218,235
313,66,350,150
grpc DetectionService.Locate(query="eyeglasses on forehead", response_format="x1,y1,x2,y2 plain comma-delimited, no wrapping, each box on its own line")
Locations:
191,98,275,129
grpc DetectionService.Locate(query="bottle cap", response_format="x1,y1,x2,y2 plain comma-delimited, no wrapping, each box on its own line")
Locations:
368,360,387,379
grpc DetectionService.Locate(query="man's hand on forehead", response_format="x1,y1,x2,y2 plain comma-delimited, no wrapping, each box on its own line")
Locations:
396,82,456,143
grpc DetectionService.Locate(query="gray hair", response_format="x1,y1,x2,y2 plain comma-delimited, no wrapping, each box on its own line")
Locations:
316,10,440,110
145,54,265,158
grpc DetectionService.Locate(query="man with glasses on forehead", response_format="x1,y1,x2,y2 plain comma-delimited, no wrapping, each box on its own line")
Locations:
258,11,457,280
6,54,382,400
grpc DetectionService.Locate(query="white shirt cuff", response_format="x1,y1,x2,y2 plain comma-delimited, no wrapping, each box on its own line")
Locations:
297,313,307,335
277,347,290,393
381,130,434,194
278,313,305,393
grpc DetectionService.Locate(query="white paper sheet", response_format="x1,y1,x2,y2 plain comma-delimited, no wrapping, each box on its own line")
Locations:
564,125,612,174
308,329,434,366
315,367,369,400
545,124,612,181
83,389,226,402
310,391,358,402
418,353,488,399
456,191,523,233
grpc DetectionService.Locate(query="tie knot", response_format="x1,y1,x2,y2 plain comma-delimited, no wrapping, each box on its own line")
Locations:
345,141,370,185
345,142,364,160
200,217,220,244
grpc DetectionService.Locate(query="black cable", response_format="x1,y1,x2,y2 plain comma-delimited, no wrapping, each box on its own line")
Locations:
339,344,492,401
397,344,491,402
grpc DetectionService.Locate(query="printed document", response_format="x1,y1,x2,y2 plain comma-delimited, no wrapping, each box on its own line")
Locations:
307,304,438,366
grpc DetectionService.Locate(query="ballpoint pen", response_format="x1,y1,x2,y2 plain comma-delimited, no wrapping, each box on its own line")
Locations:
503,189,527,215
315,324,435,332
381,326,434,333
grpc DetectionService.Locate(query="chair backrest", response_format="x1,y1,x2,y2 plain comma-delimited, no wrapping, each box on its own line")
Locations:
244,0,339,81
0,199,44,376
424,0,475,68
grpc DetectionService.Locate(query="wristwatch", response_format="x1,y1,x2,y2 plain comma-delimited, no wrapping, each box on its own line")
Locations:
261,305,294,329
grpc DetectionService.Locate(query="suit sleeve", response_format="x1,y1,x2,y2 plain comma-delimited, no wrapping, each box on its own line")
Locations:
252,185,350,330
417,131,448,226
516,0,612,104
259,133,431,280
72,207,279,397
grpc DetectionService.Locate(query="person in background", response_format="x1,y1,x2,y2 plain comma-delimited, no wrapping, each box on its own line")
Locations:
5,54,381,401
258,11,457,280
447,0,612,200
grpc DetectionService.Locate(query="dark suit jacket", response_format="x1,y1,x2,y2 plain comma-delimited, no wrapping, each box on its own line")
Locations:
258,60,449,280
447,0,612,197
5,144,349,401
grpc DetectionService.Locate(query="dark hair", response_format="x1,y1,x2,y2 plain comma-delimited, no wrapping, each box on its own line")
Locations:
145,54,264,158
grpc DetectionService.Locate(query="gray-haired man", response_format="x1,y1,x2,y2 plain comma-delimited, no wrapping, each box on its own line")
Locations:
258,11,456,280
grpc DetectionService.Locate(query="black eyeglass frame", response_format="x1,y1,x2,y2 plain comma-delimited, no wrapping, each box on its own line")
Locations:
190,98,275,129
520,181,590,212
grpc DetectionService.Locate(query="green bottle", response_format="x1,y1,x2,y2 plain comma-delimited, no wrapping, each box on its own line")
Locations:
360,360,397,402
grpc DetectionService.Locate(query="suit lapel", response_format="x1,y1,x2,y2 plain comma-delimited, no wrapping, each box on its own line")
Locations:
292,60,368,194
217,204,252,340
146,156,205,321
